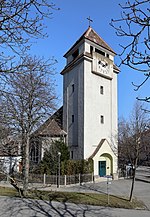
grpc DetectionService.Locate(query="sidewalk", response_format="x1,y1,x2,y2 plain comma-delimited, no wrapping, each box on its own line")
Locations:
135,166,150,183
0,195,150,217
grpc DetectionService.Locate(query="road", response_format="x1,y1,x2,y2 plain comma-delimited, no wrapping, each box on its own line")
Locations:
0,196,150,217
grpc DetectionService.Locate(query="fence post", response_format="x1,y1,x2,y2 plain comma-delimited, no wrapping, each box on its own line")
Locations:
44,174,46,185
6,175,9,183
79,173,81,185
64,175,66,186
56,174,57,186
92,172,94,183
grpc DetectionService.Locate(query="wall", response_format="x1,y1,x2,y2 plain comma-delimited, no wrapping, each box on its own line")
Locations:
63,60,84,159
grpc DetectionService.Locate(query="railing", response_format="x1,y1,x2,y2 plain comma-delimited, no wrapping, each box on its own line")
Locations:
0,172,94,186
118,168,133,179
28,173,94,186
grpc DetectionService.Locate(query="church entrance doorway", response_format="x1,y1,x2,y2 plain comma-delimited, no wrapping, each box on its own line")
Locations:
99,161,106,176
98,153,113,177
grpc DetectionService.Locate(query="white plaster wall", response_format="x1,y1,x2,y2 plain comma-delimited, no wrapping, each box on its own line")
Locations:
93,140,118,176
84,42,90,53
63,37,118,170
111,72,118,145
63,54,118,161
84,60,114,158
63,61,84,160
83,41,118,161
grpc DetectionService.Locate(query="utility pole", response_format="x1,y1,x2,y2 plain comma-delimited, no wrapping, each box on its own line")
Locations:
58,152,61,188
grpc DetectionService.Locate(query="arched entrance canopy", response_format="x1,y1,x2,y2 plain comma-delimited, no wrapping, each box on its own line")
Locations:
89,139,118,177
99,153,113,176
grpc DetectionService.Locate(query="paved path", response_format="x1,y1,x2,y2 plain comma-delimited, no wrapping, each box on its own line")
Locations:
0,166,150,216
55,178,150,210
135,166,150,183
32,166,149,210
0,196,150,217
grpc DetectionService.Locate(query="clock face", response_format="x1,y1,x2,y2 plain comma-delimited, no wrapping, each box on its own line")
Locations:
92,52,113,79
97,58,109,74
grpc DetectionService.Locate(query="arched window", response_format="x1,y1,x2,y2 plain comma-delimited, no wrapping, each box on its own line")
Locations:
30,141,40,163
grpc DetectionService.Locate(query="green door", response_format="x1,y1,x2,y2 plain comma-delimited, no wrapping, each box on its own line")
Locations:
99,161,106,176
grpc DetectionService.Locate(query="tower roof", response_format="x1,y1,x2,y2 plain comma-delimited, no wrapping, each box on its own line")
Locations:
64,27,116,57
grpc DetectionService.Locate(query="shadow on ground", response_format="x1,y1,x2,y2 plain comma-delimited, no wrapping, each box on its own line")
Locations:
0,196,110,217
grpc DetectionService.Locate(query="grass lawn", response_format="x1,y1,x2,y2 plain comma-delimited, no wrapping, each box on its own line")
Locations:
0,186,146,210
0,186,18,197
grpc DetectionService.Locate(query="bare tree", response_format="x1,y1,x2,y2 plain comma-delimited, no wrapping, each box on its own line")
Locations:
0,0,60,101
110,0,150,102
118,101,150,201
0,1,60,195
0,0,59,75
1,55,58,195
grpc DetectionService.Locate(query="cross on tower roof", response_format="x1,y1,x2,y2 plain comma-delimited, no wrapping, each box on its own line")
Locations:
87,16,93,27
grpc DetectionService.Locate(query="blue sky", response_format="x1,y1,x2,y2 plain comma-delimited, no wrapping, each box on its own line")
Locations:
30,0,148,119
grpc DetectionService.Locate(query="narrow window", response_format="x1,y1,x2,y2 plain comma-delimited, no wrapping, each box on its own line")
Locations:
100,86,104,95
72,49,79,60
71,151,73,159
106,53,109,58
90,46,93,54
30,144,39,163
72,115,74,123
72,84,74,93
100,115,104,124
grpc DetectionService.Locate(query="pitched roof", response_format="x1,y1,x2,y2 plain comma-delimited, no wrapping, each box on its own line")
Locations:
88,139,106,159
32,107,67,137
64,27,116,57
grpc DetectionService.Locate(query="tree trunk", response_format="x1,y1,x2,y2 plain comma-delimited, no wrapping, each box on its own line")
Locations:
129,167,136,202
22,135,30,196
129,134,140,202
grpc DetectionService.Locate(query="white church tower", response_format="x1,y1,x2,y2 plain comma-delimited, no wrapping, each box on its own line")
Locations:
61,26,119,178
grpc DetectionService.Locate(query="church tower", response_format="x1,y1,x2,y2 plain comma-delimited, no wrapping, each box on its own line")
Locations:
61,27,119,177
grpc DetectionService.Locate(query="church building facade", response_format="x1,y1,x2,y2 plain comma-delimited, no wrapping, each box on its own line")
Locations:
61,27,119,178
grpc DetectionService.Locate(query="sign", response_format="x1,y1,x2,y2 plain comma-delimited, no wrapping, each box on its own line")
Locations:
104,175,112,179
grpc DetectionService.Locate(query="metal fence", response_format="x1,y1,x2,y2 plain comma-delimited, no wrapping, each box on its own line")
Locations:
0,172,93,186
28,173,94,186
118,167,133,179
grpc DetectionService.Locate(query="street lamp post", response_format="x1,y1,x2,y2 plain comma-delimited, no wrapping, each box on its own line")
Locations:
58,152,61,188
